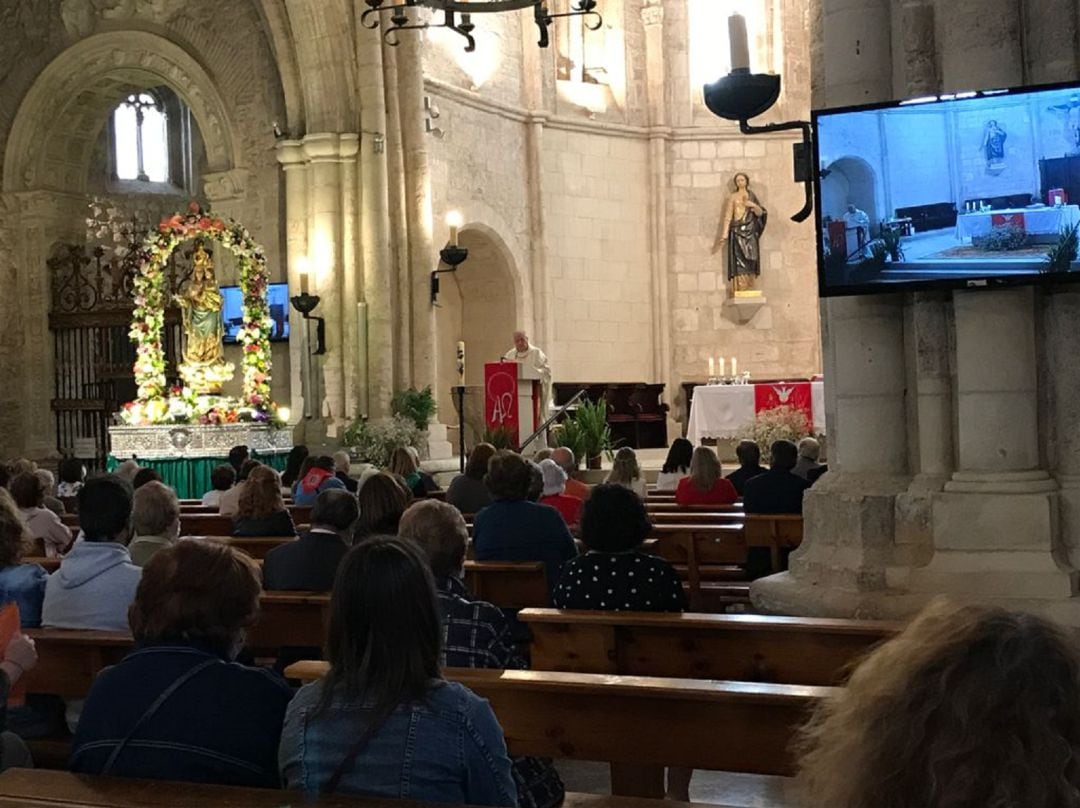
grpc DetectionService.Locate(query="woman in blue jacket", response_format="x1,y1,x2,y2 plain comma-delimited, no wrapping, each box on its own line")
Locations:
279,536,518,805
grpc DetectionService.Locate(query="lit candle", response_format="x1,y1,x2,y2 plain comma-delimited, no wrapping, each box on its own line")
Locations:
446,210,464,247
709,357,715,377
296,255,309,294
728,13,750,73
719,357,726,378
731,357,738,377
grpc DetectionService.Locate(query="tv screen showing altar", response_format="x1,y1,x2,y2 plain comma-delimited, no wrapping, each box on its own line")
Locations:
814,81,1080,296
221,283,290,342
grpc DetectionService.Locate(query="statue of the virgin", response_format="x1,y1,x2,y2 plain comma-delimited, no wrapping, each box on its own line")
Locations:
176,242,233,394
712,172,768,297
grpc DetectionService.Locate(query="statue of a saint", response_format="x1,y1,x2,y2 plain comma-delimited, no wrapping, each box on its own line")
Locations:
176,242,233,394
713,172,767,297
983,120,1007,171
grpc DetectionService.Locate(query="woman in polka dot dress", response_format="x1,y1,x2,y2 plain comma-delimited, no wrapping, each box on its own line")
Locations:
552,484,686,612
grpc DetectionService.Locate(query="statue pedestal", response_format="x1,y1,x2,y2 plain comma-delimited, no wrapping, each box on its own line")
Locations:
109,423,292,460
723,295,768,324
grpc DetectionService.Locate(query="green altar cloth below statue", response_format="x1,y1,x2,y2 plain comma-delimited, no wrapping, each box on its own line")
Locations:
106,453,288,500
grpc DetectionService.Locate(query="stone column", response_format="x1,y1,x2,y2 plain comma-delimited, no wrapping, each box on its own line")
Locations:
276,141,309,422
382,38,412,391
753,0,909,617
907,288,1070,600
895,1,938,96
1048,291,1080,570
340,137,360,422
642,0,673,404
358,34,395,420
937,0,1022,90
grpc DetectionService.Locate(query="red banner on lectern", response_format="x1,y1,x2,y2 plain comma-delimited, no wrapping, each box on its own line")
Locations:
485,362,519,436
755,382,813,429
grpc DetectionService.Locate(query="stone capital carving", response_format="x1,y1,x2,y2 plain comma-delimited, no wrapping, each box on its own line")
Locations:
202,168,250,202
275,140,307,168
302,133,361,162
641,2,664,27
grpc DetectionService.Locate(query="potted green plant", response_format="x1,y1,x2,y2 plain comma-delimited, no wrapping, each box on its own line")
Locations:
391,386,437,431
344,414,421,467
1044,222,1079,274
550,419,586,468
573,398,612,470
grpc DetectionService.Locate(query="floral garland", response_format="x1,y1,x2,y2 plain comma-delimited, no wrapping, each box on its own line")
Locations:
123,201,281,426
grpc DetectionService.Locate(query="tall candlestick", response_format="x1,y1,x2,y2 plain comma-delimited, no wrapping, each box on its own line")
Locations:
728,13,750,73
731,357,738,378
719,357,726,378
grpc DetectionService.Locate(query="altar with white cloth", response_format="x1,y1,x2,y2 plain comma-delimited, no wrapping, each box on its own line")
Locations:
954,205,1080,240
686,381,826,445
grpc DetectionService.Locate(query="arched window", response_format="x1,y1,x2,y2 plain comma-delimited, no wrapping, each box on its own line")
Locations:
113,92,169,183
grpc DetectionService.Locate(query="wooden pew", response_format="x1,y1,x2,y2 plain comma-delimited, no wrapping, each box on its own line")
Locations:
463,561,548,609
646,503,743,514
648,511,745,525
286,661,832,792
0,769,744,808
62,507,313,534
520,609,901,686
648,524,748,610
744,515,804,570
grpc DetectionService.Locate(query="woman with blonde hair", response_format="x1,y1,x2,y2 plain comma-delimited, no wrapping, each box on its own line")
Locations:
388,447,439,499
675,446,737,506
232,465,296,538
796,599,1080,808
604,447,647,499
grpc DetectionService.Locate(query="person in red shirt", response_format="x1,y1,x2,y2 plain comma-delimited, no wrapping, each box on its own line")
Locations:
675,447,738,506
538,459,583,528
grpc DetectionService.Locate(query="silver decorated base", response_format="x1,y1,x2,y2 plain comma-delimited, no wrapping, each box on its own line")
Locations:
109,423,293,460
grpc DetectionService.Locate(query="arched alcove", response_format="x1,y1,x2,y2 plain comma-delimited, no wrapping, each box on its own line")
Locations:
4,31,238,193
822,156,879,232
436,226,521,450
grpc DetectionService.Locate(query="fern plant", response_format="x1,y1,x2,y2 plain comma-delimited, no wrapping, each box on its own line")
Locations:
550,419,586,467
573,398,613,465
391,386,437,431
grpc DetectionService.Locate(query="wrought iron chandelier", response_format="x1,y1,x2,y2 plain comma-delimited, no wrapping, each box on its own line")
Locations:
361,0,602,52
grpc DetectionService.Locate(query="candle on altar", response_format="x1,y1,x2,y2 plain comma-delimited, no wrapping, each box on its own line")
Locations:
728,13,750,72
719,357,726,378
708,357,715,377
731,357,738,378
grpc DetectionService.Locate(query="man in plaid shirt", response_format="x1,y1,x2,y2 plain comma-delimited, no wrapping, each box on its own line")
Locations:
400,500,565,808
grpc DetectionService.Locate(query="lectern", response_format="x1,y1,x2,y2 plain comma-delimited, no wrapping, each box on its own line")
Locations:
484,361,542,448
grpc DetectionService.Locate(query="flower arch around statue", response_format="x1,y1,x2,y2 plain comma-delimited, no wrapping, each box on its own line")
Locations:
122,202,282,427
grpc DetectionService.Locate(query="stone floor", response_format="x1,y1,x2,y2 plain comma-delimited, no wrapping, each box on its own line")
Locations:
555,761,798,807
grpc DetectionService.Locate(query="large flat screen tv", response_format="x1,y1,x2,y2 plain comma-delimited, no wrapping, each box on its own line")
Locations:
814,80,1080,296
221,283,290,343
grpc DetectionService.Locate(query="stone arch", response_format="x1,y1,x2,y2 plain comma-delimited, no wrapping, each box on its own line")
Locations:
822,156,880,232
435,224,522,448
3,31,239,193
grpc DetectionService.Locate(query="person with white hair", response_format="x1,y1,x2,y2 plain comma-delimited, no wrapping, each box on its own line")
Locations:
793,437,823,480
332,450,358,493
503,330,552,420
538,459,583,528
35,470,65,516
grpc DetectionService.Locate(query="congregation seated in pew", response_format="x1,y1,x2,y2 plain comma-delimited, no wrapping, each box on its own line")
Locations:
0,488,46,628
537,459,583,529
42,475,140,633
293,455,348,508
232,465,297,538
128,481,180,567
552,447,591,501
263,489,357,592
280,537,518,805
793,437,824,481
604,448,648,500
71,540,291,788
795,599,1080,808
445,443,496,515
654,438,693,492
131,467,162,490
675,447,738,507
724,440,766,497
553,484,686,614
390,447,441,500
218,458,260,517
473,451,576,597
399,499,565,808
10,472,70,559
354,472,411,541
200,464,236,509
743,440,810,516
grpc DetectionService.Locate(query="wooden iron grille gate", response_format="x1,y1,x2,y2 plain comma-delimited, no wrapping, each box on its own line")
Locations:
48,243,192,468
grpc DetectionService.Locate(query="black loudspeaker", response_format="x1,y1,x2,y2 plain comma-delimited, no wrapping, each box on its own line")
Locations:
793,142,811,183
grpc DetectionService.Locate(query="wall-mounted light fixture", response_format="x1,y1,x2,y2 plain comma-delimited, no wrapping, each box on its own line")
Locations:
702,13,814,223
290,261,326,355
431,210,468,305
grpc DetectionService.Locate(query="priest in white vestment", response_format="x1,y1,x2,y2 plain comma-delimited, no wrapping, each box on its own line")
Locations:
502,330,552,422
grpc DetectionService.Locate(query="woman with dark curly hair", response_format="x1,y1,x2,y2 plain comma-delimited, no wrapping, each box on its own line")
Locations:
796,598,1080,808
